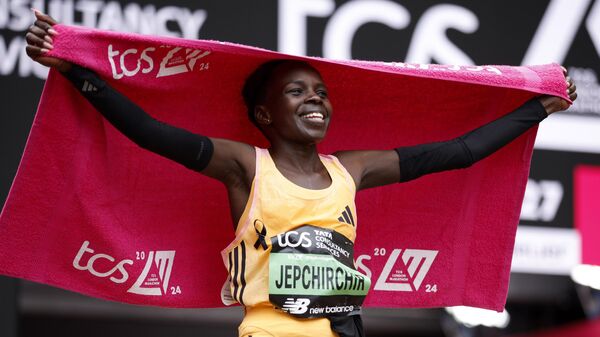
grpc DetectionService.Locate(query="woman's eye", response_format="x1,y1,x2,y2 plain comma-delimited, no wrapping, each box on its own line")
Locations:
288,88,303,95
317,90,328,98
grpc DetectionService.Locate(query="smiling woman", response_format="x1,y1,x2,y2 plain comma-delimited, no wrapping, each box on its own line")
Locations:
249,61,333,147
242,60,330,124
21,8,578,337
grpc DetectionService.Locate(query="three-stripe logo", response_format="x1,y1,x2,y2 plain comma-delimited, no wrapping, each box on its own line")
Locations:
338,205,355,226
81,80,98,92
227,242,247,305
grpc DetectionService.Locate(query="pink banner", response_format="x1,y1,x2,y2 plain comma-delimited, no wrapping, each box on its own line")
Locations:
575,165,600,266
0,25,568,311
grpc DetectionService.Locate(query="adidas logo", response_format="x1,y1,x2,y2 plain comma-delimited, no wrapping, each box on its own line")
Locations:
82,80,98,92
338,205,355,226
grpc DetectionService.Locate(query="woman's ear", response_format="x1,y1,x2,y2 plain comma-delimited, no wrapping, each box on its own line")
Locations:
254,105,272,126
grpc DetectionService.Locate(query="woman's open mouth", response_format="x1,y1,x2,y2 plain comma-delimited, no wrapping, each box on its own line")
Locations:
299,111,325,122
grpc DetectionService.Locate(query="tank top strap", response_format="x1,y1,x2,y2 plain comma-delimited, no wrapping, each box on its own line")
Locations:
254,147,271,174
320,154,357,194
253,147,265,180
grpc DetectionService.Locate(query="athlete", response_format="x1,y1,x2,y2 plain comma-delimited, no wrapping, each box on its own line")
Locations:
26,10,576,337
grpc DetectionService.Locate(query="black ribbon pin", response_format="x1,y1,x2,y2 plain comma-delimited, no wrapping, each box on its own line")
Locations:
253,219,268,250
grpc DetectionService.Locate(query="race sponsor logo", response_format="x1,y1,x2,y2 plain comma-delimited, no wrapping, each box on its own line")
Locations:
127,250,175,295
373,249,438,292
0,0,206,38
356,247,439,293
275,230,312,249
0,0,207,79
522,0,600,66
226,242,248,305
81,80,98,92
280,0,600,66
156,47,211,78
3,0,600,80
282,297,310,314
72,240,180,296
269,225,370,318
280,0,484,63
281,297,356,316
338,205,356,226
107,44,211,80
387,63,502,75
309,304,355,315
72,240,133,284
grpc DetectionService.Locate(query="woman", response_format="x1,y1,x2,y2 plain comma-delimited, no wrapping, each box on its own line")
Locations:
26,10,577,337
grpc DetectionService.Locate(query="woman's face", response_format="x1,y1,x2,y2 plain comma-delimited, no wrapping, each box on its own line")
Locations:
257,63,333,145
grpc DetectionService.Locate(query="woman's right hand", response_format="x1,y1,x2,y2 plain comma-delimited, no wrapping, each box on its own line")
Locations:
25,9,71,73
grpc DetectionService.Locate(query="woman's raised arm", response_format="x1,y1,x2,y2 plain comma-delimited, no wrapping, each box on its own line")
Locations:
25,10,256,186
335,77,577,191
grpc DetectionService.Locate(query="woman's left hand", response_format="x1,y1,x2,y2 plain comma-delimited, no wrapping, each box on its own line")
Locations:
538,66,578,116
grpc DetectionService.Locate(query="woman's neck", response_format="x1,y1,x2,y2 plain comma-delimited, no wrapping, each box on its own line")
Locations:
269,142,323,174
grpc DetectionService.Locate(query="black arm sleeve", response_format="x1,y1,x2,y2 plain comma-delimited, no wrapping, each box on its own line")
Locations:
395,99,547,182
62,64,213,172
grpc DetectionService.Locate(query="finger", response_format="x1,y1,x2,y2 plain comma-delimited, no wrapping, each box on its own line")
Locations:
561,66,567,76
34,19,58,35
32,9,58,26
34,19,52,31
25,45,45,58
570,92,577,101
25,32,52,49
28,24,48,39
37,56,58,65
25,32,43,45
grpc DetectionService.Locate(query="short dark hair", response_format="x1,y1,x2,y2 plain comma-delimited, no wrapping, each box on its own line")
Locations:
242,59,315,127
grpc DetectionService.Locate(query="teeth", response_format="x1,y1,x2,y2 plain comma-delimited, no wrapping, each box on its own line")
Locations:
302,112,324,120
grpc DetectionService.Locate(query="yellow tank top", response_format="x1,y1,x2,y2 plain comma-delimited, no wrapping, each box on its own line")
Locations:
220,147,369,317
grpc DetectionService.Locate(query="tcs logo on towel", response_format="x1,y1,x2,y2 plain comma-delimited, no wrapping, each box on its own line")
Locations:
107,44,211,80
72,240,180,296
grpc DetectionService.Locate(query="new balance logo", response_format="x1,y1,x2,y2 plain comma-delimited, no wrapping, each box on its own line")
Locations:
81,81,98,92
282,298,310,314
338,206,355,226
374,249,438,292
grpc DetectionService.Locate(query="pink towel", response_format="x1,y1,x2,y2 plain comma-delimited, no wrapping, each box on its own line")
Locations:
0,25,568,311
575,165,600,266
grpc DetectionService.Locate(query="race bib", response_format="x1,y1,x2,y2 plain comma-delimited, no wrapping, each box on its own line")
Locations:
269,225,371,318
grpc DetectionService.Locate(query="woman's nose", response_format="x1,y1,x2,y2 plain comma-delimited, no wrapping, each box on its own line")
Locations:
305,91,322,104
